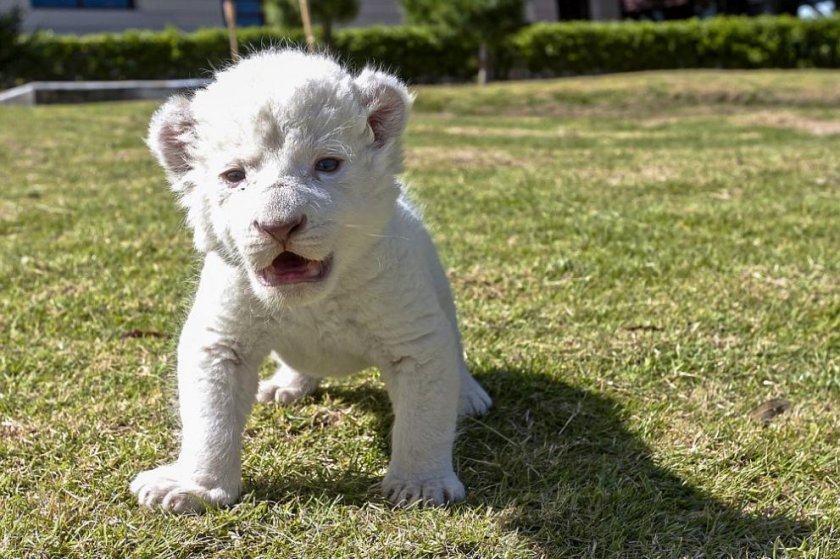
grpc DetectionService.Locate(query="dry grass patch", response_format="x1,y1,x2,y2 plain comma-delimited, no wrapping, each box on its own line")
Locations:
407,146,536,170
731,110,840,136
439,125,568,138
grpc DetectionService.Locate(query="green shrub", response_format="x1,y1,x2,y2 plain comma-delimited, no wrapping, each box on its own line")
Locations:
265,0,359,46
5,17,840,86
513,16,840,76
11,27,308,83
332,25,477,81
7,25,474,85
0,6,23,87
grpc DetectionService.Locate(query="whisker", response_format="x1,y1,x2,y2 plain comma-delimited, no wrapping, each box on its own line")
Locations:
332,221,408,240
365,233,409,240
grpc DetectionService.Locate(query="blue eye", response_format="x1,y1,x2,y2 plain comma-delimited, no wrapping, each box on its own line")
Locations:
315,158,341,173
222,169,246,184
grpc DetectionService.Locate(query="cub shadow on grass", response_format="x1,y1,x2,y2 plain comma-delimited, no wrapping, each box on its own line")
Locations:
247,368,812,557
455,368,812,557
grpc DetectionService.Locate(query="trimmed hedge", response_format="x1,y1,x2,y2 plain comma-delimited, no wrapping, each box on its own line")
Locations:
6,27,307,84
0,7,22,78
3,16,840,87
334,25,478,82
1,25,476,86
514,16,840,75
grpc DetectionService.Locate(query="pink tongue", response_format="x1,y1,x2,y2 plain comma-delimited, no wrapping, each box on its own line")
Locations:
272,252,310,273
262,252,323,284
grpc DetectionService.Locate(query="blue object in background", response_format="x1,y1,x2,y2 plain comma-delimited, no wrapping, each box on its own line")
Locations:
222,0,264,27
32,0,133,7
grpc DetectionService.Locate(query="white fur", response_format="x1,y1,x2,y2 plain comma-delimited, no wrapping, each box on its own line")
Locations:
130,49,491,513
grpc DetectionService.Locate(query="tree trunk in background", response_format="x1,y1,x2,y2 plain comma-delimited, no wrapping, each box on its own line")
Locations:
477,41,488,85
222,0,239,61
299,0,316,52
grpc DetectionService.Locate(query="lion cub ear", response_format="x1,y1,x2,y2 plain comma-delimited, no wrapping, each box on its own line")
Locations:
147,95,197,186
355,69,413,148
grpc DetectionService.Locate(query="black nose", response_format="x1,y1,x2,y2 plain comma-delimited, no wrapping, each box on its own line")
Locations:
255,215,307,243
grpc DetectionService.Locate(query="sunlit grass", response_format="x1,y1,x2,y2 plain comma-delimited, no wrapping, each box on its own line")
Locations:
1,70,838,558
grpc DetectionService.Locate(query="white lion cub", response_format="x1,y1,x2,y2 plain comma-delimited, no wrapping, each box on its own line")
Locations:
129,49,491,513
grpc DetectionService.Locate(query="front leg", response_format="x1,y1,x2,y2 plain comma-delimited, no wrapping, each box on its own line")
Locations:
130,256,270,513
130,334,262,513
381,329,464,506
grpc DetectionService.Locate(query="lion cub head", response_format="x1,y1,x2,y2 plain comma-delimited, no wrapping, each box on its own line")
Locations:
147,49,412,305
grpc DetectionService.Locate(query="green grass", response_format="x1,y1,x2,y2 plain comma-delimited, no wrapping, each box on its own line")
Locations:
1,70,838,558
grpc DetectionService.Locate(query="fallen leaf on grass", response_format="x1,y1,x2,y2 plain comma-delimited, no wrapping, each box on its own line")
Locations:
750,398,792,425
121,329,167,339
623,324,664,332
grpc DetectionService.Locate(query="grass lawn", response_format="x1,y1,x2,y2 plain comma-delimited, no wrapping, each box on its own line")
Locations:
1,70,838,558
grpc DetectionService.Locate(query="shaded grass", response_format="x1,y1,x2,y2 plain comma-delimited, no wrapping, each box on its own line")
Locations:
1,70,838,558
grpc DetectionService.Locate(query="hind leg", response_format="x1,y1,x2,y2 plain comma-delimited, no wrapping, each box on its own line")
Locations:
257,352,320,405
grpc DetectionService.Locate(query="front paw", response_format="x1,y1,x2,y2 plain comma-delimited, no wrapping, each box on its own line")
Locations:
129,464,239,514
382,472,465,507
459,375,492,417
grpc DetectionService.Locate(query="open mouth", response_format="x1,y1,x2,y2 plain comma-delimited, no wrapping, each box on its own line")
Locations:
257,252,331,286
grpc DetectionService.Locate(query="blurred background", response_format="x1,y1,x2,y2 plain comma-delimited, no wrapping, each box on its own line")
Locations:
0,0,835,35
